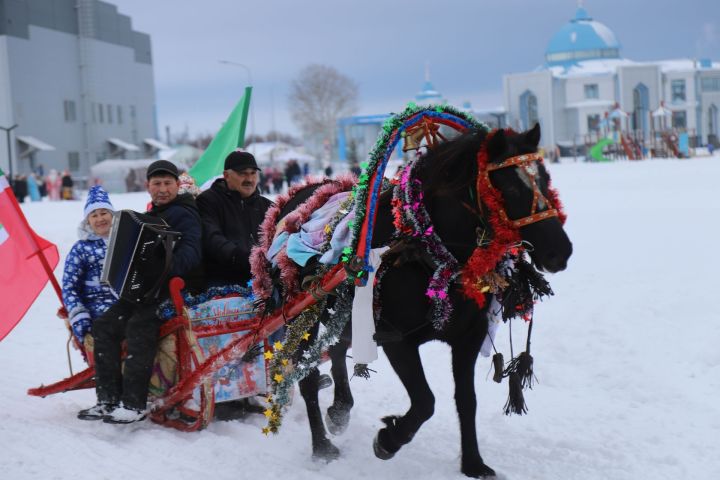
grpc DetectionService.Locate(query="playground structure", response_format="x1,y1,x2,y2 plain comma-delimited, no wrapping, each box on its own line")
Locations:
581,102,693,162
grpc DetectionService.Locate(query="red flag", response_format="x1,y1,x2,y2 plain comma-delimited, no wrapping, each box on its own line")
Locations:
0,170,59,341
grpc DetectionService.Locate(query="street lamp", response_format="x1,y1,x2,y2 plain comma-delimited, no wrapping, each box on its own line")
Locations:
0,124,18,180
218,59,255,149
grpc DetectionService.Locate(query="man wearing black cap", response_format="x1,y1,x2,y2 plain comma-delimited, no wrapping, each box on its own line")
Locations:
196,150,272,286
79,160,204,424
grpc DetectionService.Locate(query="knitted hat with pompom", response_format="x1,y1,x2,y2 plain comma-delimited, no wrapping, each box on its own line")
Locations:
83,185,114,218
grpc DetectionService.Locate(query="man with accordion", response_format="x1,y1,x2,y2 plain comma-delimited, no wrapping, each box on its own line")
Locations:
78,160,204,424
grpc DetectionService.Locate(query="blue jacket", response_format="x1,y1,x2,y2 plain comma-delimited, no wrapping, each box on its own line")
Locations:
61,225,117,320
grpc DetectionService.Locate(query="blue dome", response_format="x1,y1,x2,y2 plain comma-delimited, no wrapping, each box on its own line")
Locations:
545,7,621,66
416,80,442,103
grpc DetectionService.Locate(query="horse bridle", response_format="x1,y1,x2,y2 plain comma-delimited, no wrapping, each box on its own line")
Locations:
483,152,560,229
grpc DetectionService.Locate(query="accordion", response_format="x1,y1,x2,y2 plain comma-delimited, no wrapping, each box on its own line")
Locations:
101,210,182,303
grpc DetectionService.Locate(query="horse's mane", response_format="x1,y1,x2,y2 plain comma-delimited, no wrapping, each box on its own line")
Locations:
415,128,488,195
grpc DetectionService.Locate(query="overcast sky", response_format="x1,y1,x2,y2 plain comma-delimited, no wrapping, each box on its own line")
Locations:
111,0,719,140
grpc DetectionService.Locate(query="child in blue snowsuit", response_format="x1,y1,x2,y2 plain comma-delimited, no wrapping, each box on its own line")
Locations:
61,186,117,345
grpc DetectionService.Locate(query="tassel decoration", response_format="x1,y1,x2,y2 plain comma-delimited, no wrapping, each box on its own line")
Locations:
504,351,535,389
492,352,504,383
353,363,375,379
503,371,527,415
500,256,553,321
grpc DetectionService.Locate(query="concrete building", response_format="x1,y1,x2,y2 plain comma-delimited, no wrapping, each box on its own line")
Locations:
0,0,164,182
503,5,720,153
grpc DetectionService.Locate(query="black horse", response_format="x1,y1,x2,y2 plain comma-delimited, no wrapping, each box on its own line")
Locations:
369,124,572,477
262,124,571,476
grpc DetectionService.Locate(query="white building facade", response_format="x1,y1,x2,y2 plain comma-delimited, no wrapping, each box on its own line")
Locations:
0,0,162,180
503,6,720,151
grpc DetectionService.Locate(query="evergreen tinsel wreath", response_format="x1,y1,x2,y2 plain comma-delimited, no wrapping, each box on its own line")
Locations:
262,283,354,434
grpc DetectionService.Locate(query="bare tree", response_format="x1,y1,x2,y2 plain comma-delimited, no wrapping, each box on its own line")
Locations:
288,64,358,154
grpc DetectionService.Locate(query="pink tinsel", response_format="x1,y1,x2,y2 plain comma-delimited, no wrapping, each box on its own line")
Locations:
250,174,357,302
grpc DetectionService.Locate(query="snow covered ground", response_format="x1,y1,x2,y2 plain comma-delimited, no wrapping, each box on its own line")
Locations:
2,157,719,479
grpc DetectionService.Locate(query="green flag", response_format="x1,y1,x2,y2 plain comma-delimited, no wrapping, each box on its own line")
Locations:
189,86,252,187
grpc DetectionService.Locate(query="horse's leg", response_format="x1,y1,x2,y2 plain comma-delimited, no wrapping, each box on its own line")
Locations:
325,321,353,435
374,341,434,459
298,367,340,461
451,343,496,478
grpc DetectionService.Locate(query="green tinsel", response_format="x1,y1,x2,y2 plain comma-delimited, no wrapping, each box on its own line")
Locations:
345,104,487,281
264,301,325,433
264,284,355,433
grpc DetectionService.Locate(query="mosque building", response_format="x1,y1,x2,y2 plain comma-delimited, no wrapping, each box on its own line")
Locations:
503,4,720,154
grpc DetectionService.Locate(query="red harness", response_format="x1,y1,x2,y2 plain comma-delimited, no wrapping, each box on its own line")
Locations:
483,152,560,229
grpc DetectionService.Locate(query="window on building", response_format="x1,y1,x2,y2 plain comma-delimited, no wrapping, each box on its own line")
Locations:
117,105,123,124
68,151,80,172
671,80,686,103
632,83,649,134
584,84,599,99
98,103,104,123
587,114,601,132
63,100,77,122
130,105,136,119
672,110,687,129
701,77,720,92
107,104,113,124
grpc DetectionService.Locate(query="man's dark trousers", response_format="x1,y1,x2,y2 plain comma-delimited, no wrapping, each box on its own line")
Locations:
92,299,162,410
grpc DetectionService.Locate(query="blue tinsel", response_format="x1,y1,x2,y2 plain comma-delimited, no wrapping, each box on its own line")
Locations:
157,283,254,321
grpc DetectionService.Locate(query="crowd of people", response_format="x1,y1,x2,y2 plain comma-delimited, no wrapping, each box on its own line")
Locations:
11,167,76,203
257,158,307,194
64,152,273,424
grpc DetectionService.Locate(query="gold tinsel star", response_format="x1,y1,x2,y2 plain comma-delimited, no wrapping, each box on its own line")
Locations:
302,332,311,341
273,341,284,351
261,427,270,435
263,350,274,360
273,373,284,383
263,408,273,418
281,359,289,366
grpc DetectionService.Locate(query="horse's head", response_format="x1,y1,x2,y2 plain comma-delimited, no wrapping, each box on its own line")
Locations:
484,124,572,273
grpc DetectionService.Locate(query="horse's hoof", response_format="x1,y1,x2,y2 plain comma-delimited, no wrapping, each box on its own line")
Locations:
326,406,351,436
312,439,340,462
461,461,496,478
318,373,333,390
373,431,396,460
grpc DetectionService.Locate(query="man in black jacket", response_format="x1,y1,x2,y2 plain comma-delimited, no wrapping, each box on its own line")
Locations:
78,160,203,424
196,151,272,286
